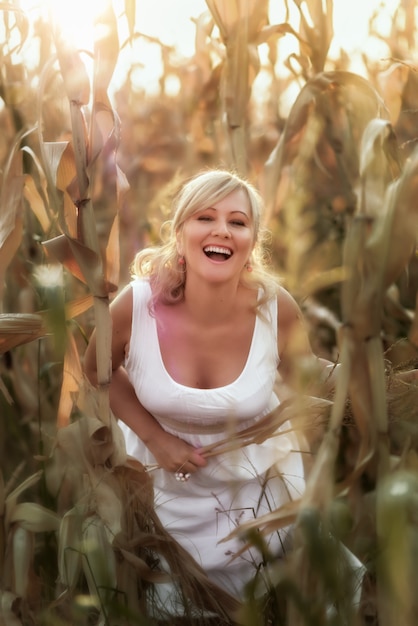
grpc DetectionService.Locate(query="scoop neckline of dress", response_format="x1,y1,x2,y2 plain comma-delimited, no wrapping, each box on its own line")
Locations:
153,313,259,391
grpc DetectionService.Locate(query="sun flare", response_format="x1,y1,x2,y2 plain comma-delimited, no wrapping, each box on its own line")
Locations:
45,0,125,50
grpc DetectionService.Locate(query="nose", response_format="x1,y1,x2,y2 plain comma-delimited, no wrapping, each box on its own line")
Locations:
212,220,231,238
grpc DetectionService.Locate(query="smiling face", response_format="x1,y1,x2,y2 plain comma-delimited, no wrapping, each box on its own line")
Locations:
177,188,255,284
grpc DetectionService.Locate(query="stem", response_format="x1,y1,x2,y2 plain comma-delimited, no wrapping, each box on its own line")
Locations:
92,295,112,427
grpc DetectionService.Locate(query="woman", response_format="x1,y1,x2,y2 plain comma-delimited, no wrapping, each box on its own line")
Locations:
83,169,334,611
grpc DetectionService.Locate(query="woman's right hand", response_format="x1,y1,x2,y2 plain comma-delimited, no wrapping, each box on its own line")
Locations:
146,429,207,476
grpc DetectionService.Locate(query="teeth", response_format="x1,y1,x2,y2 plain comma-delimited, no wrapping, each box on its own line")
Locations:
203,246,232,255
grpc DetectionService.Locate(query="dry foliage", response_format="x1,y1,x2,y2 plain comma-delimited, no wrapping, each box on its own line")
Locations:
0,1,417,625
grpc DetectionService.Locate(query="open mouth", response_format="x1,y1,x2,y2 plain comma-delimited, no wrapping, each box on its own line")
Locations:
203,245,233,261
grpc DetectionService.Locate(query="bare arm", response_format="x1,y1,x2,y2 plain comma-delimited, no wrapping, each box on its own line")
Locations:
83,285,206,474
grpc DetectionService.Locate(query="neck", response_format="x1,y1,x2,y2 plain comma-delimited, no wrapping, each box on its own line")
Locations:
182,276,242,324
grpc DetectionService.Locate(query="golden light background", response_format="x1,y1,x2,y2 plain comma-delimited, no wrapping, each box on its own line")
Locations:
18,0,406,100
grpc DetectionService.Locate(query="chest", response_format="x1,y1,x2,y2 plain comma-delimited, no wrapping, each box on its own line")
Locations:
155,310,256,389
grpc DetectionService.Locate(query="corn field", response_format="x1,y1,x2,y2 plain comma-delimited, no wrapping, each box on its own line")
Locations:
0,0,417,624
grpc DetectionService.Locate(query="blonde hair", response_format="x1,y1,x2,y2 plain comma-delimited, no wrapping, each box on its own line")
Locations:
131,169,280,310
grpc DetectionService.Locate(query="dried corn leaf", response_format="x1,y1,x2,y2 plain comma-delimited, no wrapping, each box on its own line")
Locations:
367,336,390,437
43,141,71,189
89,2,119,171
23,174,51,233
296,0,333,73
93,1,119,96
0,314,46,353
200,395,330,458
53,32,90,104
206,0,268,41
104,214,120,293
367,146,418,290
42,234,85,284
69,103,89,201
0,376,13,404
0,470,4,517
378,62,410,125
0,177,24,245
55,413,126,471
265,70,385,216
57,332,83,428
12,526,33,598
115,163,130,204
81,514,117,607
359,118,401,216
123,0,136,42
9,502,60,533
43,233,114,296
58,507,82,590
0,138,25,247
0,590,22,626
5,471,42,511
377,470,418,626
0,213,22,309
4,4,29,48
21,142,52,222
118,548,170,583
89,475,123,540
222,497,301,541
65,294,93,319
43,140,79,237
408,292,418,347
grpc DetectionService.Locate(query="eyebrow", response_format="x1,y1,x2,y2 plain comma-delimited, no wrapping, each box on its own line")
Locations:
202,207,250,217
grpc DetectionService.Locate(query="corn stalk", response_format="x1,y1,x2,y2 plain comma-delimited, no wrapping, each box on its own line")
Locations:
39,1,130,428
284,117,418,625
205,0,269,176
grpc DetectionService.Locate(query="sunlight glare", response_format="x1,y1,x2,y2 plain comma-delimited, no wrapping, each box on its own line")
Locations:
17,0,409,98
43,0,124,50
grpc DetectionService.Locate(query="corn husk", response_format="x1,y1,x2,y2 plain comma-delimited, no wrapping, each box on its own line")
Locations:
377,470,418,626
0,590,22,626
8,503,60,534
57,508,83,591
11,526,33,599
81,514,117,610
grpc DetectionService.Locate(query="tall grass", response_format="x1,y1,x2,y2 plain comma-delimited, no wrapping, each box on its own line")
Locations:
0,1,417,624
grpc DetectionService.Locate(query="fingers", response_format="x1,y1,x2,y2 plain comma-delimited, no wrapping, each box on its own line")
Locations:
172,447,207,477
189,449,207,468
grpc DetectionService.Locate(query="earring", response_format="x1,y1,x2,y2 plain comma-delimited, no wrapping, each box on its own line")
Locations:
178,256,185,266
246,262,253,272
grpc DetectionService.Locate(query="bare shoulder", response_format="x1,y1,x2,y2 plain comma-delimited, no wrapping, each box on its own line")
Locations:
276,285,311,359
277,285,304,328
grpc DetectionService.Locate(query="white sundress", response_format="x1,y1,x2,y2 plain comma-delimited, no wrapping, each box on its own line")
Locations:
119,278,305,603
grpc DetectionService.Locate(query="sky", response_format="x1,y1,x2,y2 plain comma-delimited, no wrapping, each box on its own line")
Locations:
15,0,404,96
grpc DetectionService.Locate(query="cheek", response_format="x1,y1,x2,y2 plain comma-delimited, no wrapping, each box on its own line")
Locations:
177,226,198,255
242,231,255,251
182,222,204,243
